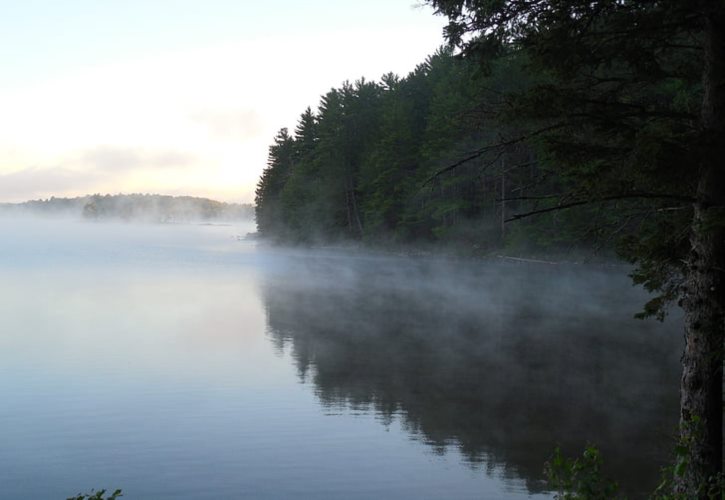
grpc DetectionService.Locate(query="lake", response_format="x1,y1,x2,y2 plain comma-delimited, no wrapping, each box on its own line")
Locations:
0,217,682,499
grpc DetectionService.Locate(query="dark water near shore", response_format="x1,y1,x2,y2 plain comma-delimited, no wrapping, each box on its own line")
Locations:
0,218,682,499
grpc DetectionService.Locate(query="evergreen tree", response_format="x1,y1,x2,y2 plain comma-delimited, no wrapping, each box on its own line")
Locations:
255,128,295,239
255,49,553,249
278,108,320,239
359,64,431,239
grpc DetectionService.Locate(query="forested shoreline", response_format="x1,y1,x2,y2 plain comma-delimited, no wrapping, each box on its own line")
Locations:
255,48,555,253
254,47,664,259
1,194,254,222
256,1,725,496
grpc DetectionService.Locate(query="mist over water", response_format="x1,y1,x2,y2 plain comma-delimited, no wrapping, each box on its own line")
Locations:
0,217,681,499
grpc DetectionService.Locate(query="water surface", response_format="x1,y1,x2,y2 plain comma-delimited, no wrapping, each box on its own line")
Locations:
0,218,681,498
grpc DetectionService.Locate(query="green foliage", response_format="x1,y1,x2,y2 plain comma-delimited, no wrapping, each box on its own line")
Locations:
255,128,297,239
546,441,725,500
255,48,562,251
545,447,622,500
254,37,681,260
66,489,122,500
545,403,725,499
652,417,725,500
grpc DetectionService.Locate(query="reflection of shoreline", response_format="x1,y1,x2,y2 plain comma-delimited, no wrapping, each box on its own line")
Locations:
260,255,682,498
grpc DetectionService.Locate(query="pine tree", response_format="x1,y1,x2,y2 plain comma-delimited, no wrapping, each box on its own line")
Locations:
255,128,295,239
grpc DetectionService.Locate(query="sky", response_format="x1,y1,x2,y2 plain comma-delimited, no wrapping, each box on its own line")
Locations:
0,1,447,204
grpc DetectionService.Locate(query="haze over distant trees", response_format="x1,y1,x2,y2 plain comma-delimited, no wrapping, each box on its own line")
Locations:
0,194,254,223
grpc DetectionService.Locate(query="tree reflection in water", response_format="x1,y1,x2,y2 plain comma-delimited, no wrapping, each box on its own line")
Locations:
260,252,682,497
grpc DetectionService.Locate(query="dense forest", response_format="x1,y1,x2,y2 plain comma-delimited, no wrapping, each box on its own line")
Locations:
255,48,556,252
257,1,725,497
254,46,664,258
0,194,254,222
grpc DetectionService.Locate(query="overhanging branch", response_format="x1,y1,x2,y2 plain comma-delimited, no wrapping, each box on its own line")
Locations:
505,193,696,222
422,122,568,186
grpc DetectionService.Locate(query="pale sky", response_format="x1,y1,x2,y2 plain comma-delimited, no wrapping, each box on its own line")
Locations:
0,1,446,203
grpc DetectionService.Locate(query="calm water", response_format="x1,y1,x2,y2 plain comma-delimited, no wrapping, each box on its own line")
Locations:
0,218,682,499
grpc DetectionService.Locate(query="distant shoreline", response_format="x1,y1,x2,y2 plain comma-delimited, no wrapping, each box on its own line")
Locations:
0,193,254,223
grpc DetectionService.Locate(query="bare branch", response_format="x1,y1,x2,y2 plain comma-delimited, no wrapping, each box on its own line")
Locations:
505,193,696,222
422,122,567,186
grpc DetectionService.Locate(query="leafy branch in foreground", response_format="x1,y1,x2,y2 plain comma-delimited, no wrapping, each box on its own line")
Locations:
652,416,725,500
66,489,122,500
545,446,621,500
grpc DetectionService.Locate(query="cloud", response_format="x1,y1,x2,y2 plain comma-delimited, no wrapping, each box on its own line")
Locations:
79,146,198,172
191,109,264,140
0,146,202,202
0,166,101,201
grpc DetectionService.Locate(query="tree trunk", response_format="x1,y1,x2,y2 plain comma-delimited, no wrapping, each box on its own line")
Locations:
500,159,506,241
350,188,364,238
676,5,725,496
345,176,364,238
